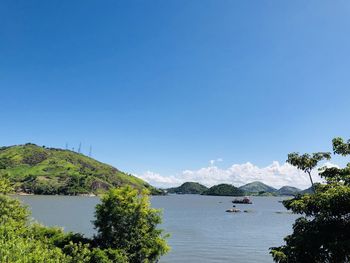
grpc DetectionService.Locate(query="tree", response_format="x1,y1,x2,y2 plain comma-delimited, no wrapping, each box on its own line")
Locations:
0,177,69,262
0,174,14,195
93,186,170,263
0,224,69,263
0,175,170,262
0,195,29,226
287,152,331,192
271,137,350,263
333,137,350,156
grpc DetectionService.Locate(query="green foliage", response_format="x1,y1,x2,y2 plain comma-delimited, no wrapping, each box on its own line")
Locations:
332,137,350,156
270,137,350,263
287,152,332,174
94,186,170,262
90,248,111,263
275,186,301,196
0,190,68,262
0,176,170,262
0,224,68,262
90,248,128,263
287,152,331,192
63,242,92,263
0,194,29,225
0,175,13,194
251,191,277,197
202,183,244,196
239,181,277,194
0,143,160,195
167,182,208,194
28,223,90,250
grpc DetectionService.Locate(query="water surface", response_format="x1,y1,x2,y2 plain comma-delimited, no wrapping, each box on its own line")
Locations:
18,195,297,263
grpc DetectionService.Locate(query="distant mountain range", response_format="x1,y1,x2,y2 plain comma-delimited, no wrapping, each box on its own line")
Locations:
166,181,307,196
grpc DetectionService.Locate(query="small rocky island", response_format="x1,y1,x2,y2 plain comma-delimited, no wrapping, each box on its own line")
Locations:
226,208,241,213
226,197,253,213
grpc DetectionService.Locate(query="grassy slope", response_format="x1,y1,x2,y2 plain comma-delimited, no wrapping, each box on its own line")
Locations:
0,143,158,195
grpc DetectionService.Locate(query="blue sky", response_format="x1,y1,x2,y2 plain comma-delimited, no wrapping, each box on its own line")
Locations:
1,1,350,187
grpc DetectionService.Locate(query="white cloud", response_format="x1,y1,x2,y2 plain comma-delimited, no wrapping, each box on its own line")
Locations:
136,161,339,190
140,171,182,186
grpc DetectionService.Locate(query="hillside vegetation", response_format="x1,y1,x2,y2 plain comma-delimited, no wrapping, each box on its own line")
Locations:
240,182,304,196
0,143,160,195
239,181,276,194
276,186,301,196
202,184,245,196
166,182,208,194
300,186,313,194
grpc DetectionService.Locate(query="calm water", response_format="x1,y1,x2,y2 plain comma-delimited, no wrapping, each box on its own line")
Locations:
17,195,297,263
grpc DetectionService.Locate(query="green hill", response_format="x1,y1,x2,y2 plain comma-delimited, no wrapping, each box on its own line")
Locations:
276,186,301,196
239,181,276,194
0,143,160,195
166,182,208,194
202,184,244,196
300,186,313,194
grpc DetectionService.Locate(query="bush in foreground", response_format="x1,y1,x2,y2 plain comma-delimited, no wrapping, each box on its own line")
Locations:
0,177,169,263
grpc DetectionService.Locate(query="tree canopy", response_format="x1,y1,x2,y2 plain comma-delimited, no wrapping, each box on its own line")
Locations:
271,137,350,263
93,186,170,263
0,177,169,263
287,152,331,192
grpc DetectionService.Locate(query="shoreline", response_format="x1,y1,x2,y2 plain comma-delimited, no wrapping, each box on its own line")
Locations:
12,192,97,197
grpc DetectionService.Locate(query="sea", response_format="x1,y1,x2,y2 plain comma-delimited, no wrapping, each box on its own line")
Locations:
18,194,298,263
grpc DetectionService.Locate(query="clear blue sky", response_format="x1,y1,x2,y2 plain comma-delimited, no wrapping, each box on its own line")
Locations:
1,0,350,177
